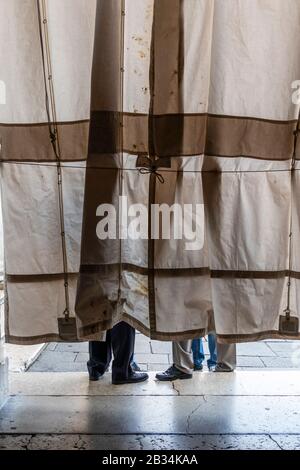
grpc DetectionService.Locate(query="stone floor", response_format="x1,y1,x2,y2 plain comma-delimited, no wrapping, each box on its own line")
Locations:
1,370,300,450
28,333,300,372
2,335,300,450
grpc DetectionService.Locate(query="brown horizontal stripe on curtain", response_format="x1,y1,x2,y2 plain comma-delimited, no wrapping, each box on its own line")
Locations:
6,273,78,283
78,266,300,280
8,267,300,282
89,111,297,160
0,120,89,161
218,331,300,343
6,329,300,346
1,113,296,162
206,115,296,161
5,334,65,346
211,270,300,280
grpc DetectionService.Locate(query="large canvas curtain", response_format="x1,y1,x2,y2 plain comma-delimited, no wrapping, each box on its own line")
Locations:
0,0,96,343
1,0,300,344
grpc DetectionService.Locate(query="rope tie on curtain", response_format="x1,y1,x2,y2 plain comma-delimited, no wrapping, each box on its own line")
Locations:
37,0,71,323
138,157,165,184
136,155,171,184
280,112,300,333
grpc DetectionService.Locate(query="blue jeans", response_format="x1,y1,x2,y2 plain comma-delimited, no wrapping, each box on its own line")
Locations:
192,334,217,369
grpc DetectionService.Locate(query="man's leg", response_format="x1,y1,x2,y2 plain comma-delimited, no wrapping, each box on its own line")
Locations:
173,340,194,374
207,333,217,370
87,332,112,381
111,321,135,381
156,341,193,381
192,338,205,370
111,322,148,384
215,342,236,372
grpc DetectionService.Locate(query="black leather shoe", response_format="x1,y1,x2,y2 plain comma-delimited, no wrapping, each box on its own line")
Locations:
155,365,193,381
87,365,104,381
112,371,149,385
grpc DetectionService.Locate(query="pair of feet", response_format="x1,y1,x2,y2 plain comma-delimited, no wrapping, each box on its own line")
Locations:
194,364,229,372
194,364,214,371
156,363,234,381
88,363,148,385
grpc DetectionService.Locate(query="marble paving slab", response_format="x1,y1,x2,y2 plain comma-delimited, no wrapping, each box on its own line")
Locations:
1,395,300,435
9,370,300,397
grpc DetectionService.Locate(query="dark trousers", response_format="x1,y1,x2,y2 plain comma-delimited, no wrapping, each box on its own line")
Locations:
88,321,135,381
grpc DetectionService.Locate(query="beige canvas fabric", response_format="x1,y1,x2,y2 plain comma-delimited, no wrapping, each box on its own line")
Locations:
0,0,96,343
1,0,300,344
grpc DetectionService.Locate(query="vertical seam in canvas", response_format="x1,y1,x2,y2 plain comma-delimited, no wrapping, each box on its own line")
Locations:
118,0,126,305
36,0,71,319
147,0,157,334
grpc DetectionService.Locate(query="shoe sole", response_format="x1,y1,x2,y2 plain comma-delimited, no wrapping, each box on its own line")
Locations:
155,375,193,381
112,376,149,385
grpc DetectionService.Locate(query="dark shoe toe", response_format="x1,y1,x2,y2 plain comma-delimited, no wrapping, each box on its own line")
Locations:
112,372,149,385
87,364,105,381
